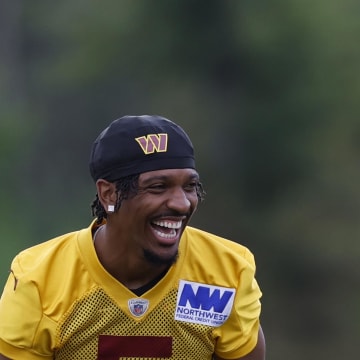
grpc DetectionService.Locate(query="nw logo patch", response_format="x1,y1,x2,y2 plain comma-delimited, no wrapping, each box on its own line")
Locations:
135,133,168,154
175,280,235,327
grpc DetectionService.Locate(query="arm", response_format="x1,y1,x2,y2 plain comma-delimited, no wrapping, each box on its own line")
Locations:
0,262,52,359
214,326,266,360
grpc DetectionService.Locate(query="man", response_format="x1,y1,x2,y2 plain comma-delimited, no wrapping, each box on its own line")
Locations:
0,115,265,359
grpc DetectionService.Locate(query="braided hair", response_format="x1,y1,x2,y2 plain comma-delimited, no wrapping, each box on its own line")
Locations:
91,174,140,224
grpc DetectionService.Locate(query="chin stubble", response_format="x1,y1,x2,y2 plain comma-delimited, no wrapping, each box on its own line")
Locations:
143,249,179,267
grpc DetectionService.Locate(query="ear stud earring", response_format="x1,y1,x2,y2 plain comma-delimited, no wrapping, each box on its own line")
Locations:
107,205,115,213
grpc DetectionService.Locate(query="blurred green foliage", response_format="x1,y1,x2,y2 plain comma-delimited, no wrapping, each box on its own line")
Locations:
1,1,359,359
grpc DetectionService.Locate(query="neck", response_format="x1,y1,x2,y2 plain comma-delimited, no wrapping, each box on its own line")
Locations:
93,224,171,289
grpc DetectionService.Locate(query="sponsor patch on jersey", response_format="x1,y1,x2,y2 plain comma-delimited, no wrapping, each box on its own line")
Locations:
128,298,149,317
175,280,235,327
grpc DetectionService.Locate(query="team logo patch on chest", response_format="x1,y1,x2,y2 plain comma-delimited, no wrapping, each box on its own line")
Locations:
175,280,235,327
128,298,149,317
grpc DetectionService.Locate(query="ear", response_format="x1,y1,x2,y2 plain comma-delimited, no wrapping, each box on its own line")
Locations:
96,179,117,213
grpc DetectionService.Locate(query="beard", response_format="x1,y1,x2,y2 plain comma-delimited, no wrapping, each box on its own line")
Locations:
143,248,179,267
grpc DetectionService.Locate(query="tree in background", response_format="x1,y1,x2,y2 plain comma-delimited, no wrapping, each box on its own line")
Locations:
0,1,359,359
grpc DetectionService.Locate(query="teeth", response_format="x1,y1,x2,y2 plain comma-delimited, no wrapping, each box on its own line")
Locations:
154,228,177,239
152,220,182,229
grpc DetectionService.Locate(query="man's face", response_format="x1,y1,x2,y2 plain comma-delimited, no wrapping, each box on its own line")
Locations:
115,168,200,266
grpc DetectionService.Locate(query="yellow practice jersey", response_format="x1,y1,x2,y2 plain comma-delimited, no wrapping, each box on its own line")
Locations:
0,222,262,360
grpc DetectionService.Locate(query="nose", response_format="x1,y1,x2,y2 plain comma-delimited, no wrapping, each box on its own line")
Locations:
166,187,192,213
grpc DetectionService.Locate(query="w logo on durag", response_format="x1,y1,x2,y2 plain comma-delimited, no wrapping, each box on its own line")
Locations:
135,133,168,154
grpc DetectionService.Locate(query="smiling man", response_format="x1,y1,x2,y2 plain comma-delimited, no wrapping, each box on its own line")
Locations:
0,115,265,360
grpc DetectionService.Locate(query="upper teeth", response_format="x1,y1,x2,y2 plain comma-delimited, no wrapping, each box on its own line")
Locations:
153,220,182,229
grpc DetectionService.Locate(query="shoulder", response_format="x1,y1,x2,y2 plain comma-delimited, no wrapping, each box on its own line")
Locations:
5,225,96,315
180,227,258,289
8,223,97,295
183,226,256,267
12,230,81,276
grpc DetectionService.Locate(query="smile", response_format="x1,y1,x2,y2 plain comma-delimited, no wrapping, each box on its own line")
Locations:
151,220,182,239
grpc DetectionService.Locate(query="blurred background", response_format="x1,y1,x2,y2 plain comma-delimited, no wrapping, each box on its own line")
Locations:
1,0,359,358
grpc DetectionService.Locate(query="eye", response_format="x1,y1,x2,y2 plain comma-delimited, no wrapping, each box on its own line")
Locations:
147,183,166,193
184,181,198,192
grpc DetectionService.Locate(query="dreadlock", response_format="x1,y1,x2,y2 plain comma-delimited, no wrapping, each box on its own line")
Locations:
91,174,140,224
91,173,206,224
196,181,206,202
